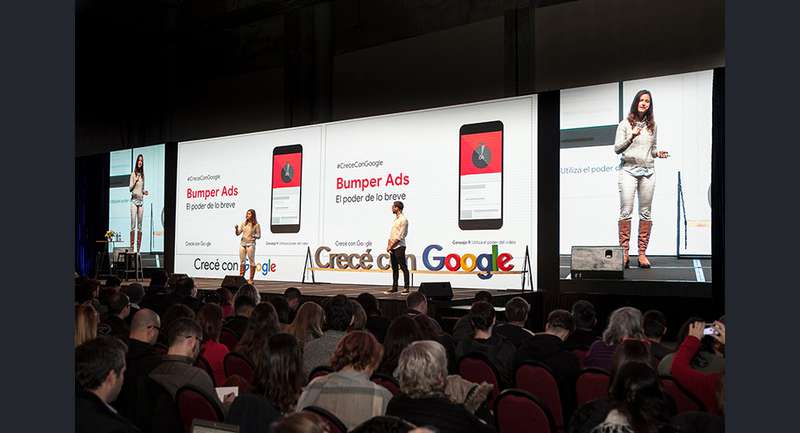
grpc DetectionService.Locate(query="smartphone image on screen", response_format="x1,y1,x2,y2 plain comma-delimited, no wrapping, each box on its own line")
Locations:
459,121,503,230
270,144,303,233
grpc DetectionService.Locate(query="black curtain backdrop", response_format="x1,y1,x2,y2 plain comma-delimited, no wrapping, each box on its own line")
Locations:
75,153,109,276
712,67,725,316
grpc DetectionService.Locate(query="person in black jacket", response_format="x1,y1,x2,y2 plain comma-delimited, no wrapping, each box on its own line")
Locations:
515,309,581,423
493,297,535,349
455,301,516,387
114,309,162,428
565,300,600,350
387,340,495,433
99,292,131,340
357,292,391,343
224,294,256,338
76,336,141,433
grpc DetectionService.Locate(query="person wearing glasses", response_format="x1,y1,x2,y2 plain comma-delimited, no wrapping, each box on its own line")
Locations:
149,318,235,414
114,309,162,425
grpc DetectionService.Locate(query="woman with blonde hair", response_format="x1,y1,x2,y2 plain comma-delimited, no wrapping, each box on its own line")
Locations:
286,302,325,345
348,300,367,332
75,304,98,347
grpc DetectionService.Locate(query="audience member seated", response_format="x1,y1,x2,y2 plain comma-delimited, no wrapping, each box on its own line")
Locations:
377,315,424,376
115,309,162,426
271,412,327,433
237,302,282,374
99,292,131,339
643,310,672,361
197,303,230,385
174,277,204,312
75,278,101,309
451,291,493,341
285,287,302,322
349,299,368,332
75,304,99,347
122,283,144,325
236,283,262,304
671,321,725,415
270,295,292,328
157,303,195,346
350,416,417,433
610,340,657,380
148,318,234,411
387,340,496,433
358,292,391,343
565,300,600,350
104,276,123,290
297,331,392,430
658,317,725,376
216,287,234,317
494,297,535,349
413,313,458,374
405,292,427,317
287,301,325,345
224,295,257,338
515,309,581,421
456,301,516,387
584,307,644,371
589,362,674,433
303,295,354,374
76,337,141,433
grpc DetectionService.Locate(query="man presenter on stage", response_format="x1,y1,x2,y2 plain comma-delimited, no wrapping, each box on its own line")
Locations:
384,201,409,295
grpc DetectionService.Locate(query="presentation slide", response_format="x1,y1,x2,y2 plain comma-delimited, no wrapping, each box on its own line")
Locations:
108,144,166,254
175,96,538,289
560,70,713,256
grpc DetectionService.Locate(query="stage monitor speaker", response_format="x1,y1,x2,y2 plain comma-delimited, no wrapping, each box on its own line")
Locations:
221,275,248,292
570,246,624,280
419,282,453,301
168,273,189,288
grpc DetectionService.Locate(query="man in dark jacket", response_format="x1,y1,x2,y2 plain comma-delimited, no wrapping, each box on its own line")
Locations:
564,300,600,349
223,294,256,338
114,309,162,427
515,309,581,423
455,301,516,387
76,336,142,433
99,292,131,339
452,291,494,340
493,297,535,349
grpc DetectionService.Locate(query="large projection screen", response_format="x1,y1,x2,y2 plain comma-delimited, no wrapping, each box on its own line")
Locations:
175,96,538,289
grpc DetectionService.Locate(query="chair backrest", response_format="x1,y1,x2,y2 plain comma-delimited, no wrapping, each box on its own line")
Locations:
370,373,400,396
660,376,707,413
144,377,183,433
458,353,501,408
195,355,217,387
307,365,335,384
176,384,225,433
302,405,348,433
514,361,564,429
220,328,240,352
223,352,255,384
494,389,557,433
576,368,611,407
571,347,589,367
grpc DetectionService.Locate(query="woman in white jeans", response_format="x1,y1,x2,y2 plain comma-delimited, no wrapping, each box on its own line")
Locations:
614,90,669,269
129,154,148,252
235,209,262,283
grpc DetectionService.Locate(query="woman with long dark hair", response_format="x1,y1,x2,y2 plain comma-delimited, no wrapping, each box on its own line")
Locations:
129,154,149,252
235,209,262,283
592,362,673,433
614,90,669,269
236,302,281,374
252,333,305,414
377,315,424,376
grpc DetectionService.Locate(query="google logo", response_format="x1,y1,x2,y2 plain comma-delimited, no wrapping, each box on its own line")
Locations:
421,244,513,279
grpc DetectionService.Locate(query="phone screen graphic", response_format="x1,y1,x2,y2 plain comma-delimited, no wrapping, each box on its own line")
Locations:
271,145,302,233
459,121,503,230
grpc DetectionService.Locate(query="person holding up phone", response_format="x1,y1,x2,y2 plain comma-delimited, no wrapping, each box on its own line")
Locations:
129,154,149,252
671,320,725,415
614,90,670,269
384,201,409,295
235,209,261,284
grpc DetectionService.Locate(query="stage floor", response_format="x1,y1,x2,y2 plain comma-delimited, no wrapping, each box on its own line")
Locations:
560,255,712,282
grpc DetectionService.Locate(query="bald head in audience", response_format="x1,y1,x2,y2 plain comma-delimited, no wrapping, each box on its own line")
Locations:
129,308,161,345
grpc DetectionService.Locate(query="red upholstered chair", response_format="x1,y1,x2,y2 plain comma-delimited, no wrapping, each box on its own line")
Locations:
223,352,255,384
576,368,611,407
660,376,707,413
571,347,589,368
458,353,501,409
515,361,564,431
175,385,225,433
220,328,239,352
195,355,217,387
302,405,348,433
371,373,401,396
307,365,335,384
494,389,557,433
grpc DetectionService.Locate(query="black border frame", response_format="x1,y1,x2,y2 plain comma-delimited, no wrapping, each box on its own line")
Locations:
270,143,304,234
458,120,505,231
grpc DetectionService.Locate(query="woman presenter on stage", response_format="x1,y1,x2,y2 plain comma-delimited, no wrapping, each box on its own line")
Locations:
235,209,262,284
614,90,669,269
129,154,148,252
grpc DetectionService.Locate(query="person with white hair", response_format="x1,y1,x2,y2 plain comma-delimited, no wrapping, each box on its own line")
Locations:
584,307,645,371
386,340,495,433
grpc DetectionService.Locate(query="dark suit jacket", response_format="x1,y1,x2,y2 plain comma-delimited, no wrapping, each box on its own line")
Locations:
386,394,496,433
76,391,142,433
115,339,163,427
515,333,581,421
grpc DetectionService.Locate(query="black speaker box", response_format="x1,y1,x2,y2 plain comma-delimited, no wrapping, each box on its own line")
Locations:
221,275,248,292
419,282,453,301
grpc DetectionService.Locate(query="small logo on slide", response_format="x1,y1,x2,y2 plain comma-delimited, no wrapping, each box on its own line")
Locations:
281,162,294,183
471,143,492,168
